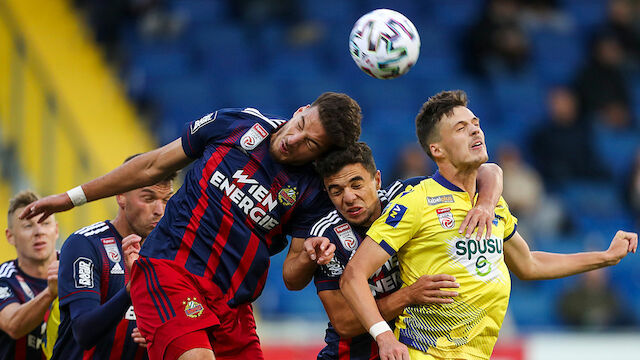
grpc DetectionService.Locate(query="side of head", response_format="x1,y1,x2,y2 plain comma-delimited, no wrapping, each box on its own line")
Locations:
315,142,382,227
115,154,177,238
415,90,488,169
6,190,58,262
270,92,362,166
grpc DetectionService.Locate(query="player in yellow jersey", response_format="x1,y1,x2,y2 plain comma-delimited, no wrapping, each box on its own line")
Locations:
340,90,638,360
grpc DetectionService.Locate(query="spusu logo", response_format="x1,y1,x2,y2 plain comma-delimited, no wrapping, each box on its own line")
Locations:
453,237,504,279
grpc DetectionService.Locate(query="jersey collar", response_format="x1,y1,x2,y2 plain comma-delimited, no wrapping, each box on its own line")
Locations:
432,170,464,192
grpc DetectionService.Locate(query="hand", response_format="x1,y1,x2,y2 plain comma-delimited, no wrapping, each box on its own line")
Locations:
407,274,459,305
19,193,74,222
459,203,494,240
605,230,638,265
131,327,148,348
122,234,142,273
47,261,59,298
303,237,335,265
376,331,409,360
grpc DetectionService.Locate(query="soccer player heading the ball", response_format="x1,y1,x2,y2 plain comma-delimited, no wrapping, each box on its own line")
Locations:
21,92,361,360
340,90,638,360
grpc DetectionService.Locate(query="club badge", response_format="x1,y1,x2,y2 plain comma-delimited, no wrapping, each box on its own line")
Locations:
278,186,298,206
436,207,455,229
183,297,204,318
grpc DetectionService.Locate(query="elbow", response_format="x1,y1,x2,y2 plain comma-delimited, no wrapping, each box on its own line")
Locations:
5,327,22,340
283,273,306,291
333,321,360,339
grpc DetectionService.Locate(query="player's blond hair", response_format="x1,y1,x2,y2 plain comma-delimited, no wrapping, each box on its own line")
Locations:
7,190,40,227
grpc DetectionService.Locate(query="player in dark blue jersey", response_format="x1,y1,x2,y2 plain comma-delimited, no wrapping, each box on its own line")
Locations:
0,191,59,360
295,142,503,360
22,92,362,360
50,155,176,360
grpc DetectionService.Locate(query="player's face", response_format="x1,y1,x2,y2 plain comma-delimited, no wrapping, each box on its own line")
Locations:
432,106,488,169
6,209,58,263
269,105,331,165
324,163,382,227
120,181,174,239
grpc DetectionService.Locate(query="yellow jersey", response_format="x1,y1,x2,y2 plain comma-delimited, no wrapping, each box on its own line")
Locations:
42,297,60,359
367,172,517,360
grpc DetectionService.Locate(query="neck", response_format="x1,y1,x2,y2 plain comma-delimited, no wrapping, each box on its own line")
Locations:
17,255,54,279
110,212,134,239
437,162,478,200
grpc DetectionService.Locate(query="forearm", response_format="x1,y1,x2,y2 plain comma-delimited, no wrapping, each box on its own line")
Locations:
335,292,407,338
476,163,503,207
283,251,316,290
1,288,55,339
340,269,386,332
524,251,612,280
70,288,131,349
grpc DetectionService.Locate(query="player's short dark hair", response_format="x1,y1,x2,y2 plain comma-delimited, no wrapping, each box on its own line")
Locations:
7,190,40,227
415,90,468,160
315,142,376,179
312,92,362,149
124,153,178,183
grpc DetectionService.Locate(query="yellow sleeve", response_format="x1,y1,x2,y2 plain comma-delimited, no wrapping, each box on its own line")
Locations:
366,186,423,254
496,198,518,240
42,297,60,359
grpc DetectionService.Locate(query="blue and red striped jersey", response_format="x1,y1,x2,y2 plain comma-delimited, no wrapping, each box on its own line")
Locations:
0,259,48,360
52,221,146,360
140,108,332,307
310,177,425,360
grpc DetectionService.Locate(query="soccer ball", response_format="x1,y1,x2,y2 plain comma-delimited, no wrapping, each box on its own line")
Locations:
349,9,421,79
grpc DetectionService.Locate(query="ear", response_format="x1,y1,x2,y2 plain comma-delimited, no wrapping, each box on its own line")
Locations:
116,194,126,210
374,170,382,190
6,228,15,247
429,143,444,159
294,105,309,115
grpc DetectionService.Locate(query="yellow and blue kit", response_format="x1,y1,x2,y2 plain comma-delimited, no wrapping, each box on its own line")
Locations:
367,171,518,360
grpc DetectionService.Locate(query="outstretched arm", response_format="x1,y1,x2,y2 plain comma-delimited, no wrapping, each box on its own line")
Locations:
283,237,335,290
20,138,192,221
505,230,638,280
459,163,503,240
320,273,458,338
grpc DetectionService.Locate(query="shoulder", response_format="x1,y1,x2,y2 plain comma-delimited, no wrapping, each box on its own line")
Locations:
382,176,429,202
0,260,16,280
63,221,110,251
309,209,343,237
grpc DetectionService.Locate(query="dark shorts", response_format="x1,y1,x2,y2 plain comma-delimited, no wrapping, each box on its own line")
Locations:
130,257,263,360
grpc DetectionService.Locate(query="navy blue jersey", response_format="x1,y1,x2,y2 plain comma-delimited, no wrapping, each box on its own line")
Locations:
311,177,426,360
52,221,146,360
140,108,332,307
0,259,48,360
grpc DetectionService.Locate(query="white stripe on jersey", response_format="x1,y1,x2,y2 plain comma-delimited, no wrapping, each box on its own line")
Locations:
75,221,109,237
310,210,342,237
384,180,405,201
0,262,16,279
242,108,286,129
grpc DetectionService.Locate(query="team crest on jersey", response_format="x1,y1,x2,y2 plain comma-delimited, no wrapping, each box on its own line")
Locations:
183,297,204,318
436,207,455,229
427,194,455,206
101,237,121,263
0,286,10,300
278,186,298,206
241,123,269,150
334,223,358,251
191,112,217,134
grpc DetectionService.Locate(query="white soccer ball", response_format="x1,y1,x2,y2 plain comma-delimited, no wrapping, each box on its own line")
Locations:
349,9,421,79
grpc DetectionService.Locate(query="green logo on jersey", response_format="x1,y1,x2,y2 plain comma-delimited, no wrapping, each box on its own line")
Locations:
455,238,503,277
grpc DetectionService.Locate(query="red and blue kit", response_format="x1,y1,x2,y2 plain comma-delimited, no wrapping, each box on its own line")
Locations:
52,221,146,360
311,177,425,360
0,260,49,360
131,108,331,358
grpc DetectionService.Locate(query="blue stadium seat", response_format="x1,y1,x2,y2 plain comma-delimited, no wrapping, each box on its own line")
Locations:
169,0,228,27
592,123,640,182
529,28,585,86
560,0,608,30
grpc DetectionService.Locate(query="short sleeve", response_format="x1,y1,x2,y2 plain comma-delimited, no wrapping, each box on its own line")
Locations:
0,278,18,311
367,186,422,256
181,110,234,158
496,198,518,241
58,234,102,307
313,228,350,293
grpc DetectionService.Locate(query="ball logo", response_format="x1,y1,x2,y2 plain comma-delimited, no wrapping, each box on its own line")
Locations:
334,223,358,251
183,297,204,318
436,207,455,229
241,123,268,151
101,237,121,263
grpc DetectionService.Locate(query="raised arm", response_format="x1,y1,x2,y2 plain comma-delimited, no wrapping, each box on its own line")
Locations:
320,273,458,338
504,230,637,280
283,236,335,290
459,163,503,240
20,138,192,221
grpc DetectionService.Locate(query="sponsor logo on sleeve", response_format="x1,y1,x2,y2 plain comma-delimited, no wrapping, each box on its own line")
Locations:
74,257,94,288
241,123,269,150
190,112,217,134
334,223,358,251
0,286,11,300
101,237,121,263
385,204,408,228
436,207,455,229
426,194,455,206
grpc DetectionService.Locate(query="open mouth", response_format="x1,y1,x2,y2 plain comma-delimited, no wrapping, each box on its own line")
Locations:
280,140,289,155
347,207,364,217
471,140,483,150
33,241,48,250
